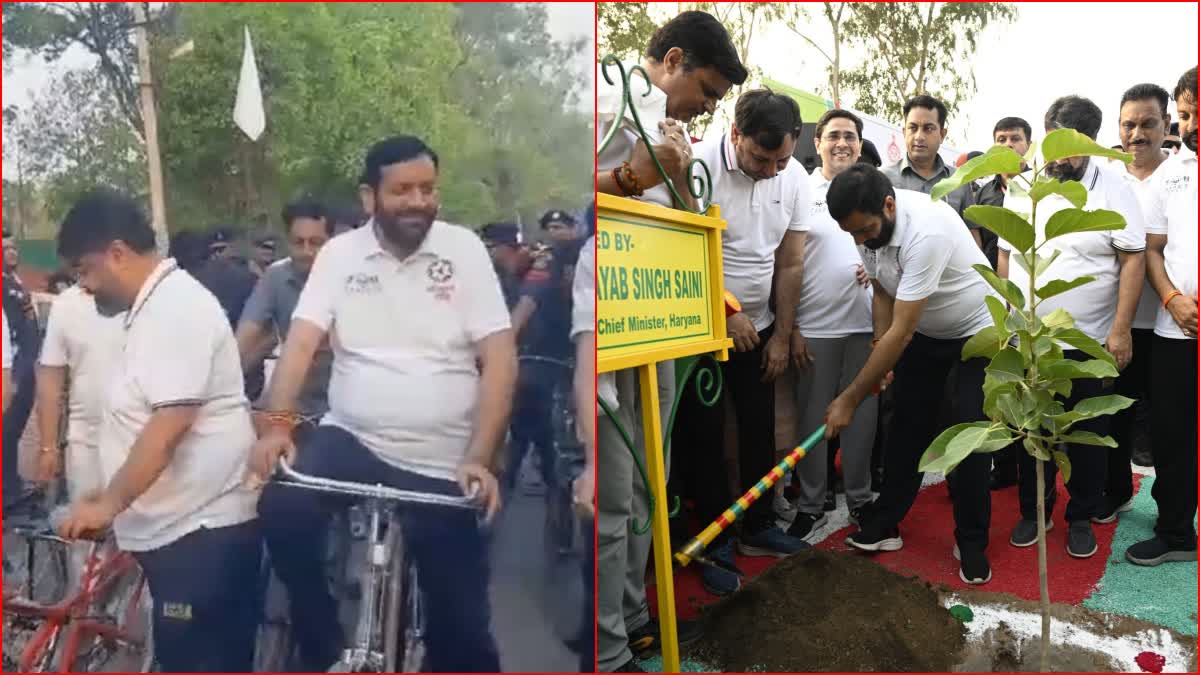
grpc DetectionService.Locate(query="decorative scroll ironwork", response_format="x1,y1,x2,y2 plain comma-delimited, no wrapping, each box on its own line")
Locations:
598,54,714,214
599,355,724,535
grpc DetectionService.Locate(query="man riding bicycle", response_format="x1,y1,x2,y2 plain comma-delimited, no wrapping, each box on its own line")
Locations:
249,136,516,673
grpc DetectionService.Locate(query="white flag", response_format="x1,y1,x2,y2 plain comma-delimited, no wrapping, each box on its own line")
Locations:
233,26,265,141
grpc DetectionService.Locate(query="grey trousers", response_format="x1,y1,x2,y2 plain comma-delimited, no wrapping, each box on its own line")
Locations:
793,334,878,514
597,361,675,672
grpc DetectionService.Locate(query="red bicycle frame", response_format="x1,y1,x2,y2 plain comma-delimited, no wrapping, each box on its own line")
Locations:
5,540,148,672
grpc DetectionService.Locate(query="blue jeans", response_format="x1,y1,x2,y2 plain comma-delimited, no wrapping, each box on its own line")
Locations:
258,425,500,672
506,359,571,493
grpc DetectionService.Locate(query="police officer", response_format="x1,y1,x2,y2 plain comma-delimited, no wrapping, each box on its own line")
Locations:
3,228,42,512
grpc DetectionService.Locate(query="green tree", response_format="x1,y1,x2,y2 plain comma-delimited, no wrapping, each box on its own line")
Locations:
597,2,658,62
919,134,1135,671
839,2,1017,123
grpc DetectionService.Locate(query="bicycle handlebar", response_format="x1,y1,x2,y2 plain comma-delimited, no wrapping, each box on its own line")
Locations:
274,459,479,510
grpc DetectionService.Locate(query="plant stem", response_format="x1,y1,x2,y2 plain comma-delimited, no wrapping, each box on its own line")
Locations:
1028,162,1050,672
1036,453,1050,672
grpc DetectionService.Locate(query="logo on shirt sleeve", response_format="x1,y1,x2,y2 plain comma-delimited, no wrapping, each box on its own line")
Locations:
426,258,457,301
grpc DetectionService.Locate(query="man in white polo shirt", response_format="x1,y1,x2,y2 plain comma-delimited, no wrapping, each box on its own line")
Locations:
825,165,998,585
596,10,746,669
54,189,262,672
1127,66,1198,567
34,281,126,589
782,109,877,542
1000,95,1146,559
1104,83,1174,523
250,136,513,672
675,88,813,596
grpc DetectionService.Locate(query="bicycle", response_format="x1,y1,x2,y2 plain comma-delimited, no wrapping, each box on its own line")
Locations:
516,355,587,562
2,526,152,672
271,458,480,673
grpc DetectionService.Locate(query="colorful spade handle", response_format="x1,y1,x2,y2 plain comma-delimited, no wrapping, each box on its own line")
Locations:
675,425,827,566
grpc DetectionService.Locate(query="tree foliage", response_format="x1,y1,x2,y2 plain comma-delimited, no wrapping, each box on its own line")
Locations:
4,2,592,237
838,2,1017,123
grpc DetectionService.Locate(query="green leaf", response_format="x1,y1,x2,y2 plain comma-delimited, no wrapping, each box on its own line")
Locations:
1058,430,1118,448
974,264,1026,309
930,145,1024,202
1042,358,1118,380
1023,140,1039,166
996,392,1024,428
1044,208,1127,241
983,379,1019,419
1053,450,1072,483
919,422,983,473
962,325,1007,361
1033,336,1055,357
921,423,1015,474
964,205,1035,253
1050,328,1117,368
1023,437,1052,461
1042,127,1134,164
1005,312,1030,335
1013,251,1032,276
1046,378,1073,399
1035,249,1063,278
1042,308,1075,332
1029,178,1088,208
987,347,1026,382
1049,394,1135,429
1035,275,1096,300
985,295,1010,329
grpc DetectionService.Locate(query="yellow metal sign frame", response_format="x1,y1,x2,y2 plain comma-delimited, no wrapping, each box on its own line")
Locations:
597,191,733,673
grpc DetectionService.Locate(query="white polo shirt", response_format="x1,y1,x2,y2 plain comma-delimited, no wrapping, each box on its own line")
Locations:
103,259,258,552
797,171,872,337
292,221,511,482
39,286,126,450
1003,160,1146,344
596,61,689,210
694,132,816,331
2,308,11,370
1117,165,1167,330
860,189,994,340
1144,149,1198,341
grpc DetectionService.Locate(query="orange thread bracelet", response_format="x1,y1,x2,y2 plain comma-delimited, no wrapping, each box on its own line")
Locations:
1163,289,1183,308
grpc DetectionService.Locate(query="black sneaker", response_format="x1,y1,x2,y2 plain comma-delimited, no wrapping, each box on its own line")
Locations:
786,512,829,542
848,506,866,526
823,491,837,512
1066,521,1098,558
845,524,902,552
953,545,992,584
1009,518,1054,547
628,618,703,657
614,657,646,672
1092,498,1133,524
1126,537,1199,566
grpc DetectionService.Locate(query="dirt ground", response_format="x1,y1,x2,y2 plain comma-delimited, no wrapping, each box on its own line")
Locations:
690,549,1198,673
691,549,967,672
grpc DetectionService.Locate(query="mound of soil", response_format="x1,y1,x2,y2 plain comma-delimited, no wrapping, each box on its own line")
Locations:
691,549,966,672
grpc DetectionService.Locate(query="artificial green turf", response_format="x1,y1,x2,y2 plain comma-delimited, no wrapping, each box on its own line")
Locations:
1082,476,1198,636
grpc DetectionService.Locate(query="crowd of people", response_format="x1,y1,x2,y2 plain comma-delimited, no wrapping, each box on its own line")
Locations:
2,135,595,672
595,9,1197,673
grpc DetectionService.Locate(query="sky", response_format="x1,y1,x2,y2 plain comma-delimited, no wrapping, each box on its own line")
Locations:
625,2,1198,152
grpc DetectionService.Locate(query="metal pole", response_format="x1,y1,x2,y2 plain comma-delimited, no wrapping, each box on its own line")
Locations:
130,2,169,255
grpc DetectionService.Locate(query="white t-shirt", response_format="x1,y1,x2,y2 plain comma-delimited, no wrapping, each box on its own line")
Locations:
103,259,259,552
596,61,689,210
860,189,995,340
1117,165,1167,330
39,287,127,450
796,171,873,338
1002,160,1147,344
694,132,816,332
2,307,11,370
292,221,511,482
572,235,614,408
1144,149,1198,341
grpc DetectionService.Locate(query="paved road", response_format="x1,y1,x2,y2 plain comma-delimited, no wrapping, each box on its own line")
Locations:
490,484,588,672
